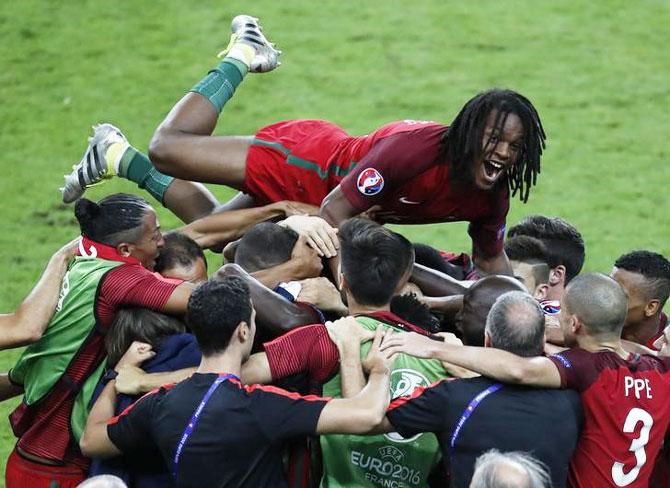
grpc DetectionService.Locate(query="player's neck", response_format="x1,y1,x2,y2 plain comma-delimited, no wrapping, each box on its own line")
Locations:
621,316,661,346
197,350,242,378
577,335,628,359
346,295,390,315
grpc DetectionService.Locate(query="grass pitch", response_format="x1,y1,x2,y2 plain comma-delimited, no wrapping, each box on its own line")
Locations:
0,0,669,482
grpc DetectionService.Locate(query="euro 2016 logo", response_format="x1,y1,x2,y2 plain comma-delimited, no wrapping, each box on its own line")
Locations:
356,168,384,196
384,369,429,443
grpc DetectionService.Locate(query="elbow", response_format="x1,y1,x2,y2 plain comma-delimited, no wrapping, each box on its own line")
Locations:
79,432,96,458
14,324,43,347
23,327,44,345
508,362,535,385
357,406,387,433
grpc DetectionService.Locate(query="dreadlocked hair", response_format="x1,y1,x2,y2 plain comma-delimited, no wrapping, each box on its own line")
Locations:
441,88,546,203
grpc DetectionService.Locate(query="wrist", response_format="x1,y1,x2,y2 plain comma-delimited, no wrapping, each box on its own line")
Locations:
269,201,287,216
368,364,391,377
102,369,118,385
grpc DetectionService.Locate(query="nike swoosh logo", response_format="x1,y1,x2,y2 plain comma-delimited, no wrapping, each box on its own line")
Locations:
398,197,422,205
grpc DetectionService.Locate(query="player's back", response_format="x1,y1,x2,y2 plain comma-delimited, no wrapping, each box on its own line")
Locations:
331,120,446,169
551,348,670,488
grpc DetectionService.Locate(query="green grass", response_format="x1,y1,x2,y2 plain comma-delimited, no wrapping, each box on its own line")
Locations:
0,0,669,482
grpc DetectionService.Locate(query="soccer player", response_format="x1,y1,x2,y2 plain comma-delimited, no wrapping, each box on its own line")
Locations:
507,215,585,313
61,14,546,276
153,232,208,283
5,194,195,488
367,291,581,488
422,274,526,346
238,218,449,487
610,250,670,350
79,277,392,488
381,273,670,488
504,235,551,300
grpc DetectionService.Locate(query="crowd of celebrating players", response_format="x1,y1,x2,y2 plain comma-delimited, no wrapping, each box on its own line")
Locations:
2,13,670,488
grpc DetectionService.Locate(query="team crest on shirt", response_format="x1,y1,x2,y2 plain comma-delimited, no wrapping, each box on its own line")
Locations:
357,168,384,196
384,369,429,443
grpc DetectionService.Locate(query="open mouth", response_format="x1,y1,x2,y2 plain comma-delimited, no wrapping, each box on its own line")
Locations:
483,159,505,182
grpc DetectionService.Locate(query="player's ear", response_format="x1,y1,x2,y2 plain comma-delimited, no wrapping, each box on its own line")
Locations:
339,273,349,293
571,315,582,335
483,331,492,348
116,242,132,257
549,266,566,286
237,321,249,342
533,283,549,301
645,299,661,318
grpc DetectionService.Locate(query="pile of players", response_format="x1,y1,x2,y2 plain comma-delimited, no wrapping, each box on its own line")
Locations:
2,13,670,488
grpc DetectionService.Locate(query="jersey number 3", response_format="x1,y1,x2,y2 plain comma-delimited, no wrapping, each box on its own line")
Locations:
611,407,653,487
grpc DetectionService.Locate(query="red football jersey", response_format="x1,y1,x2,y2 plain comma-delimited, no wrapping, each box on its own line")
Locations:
550,348,670,487
336,120,509,257
246,119,509,257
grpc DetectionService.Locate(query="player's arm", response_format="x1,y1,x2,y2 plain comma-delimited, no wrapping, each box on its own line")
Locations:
241,352,273,384
177,201,320,251
316,326,392,434
262,323,340,383
80,342,155,458
249,234,324,289
411,263,468,296
160,281,196,315
381,332,561,388
215,263,322,335
324,317,375,397
113,365,196,396
472,247,513,276
0,373,23,402
0,238,79,349
468,189,512,276
319,186,359,227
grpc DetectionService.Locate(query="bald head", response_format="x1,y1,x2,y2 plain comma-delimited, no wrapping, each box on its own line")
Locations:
470,450,550,488
485,291,545,357
76,475,128,488
563,273,628,337
458,275,527,346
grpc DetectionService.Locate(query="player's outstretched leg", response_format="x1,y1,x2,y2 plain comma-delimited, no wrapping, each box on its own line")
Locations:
60,124,219,223
148,14,281,188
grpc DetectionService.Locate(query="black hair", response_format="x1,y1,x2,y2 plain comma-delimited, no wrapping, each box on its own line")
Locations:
186,277,252,356
459,275,527,347
339,218,414,307
614,250,670,306
505,235,552,286
155,232,207,274
504,235,551,265
390,293,440,333
234,222,299,273
74,193,152,246
412,243,465,280
106,307,185,368
507,215,585,282
441,88,546,203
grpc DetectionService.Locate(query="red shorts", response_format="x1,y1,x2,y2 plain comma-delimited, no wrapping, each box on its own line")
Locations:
244,119,352,206
5,449,86,488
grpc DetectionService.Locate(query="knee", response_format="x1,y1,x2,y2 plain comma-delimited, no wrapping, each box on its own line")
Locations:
148,129,174,173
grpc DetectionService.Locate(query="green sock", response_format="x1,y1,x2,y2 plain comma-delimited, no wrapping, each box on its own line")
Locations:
190,59,248,113
117,147,174,205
